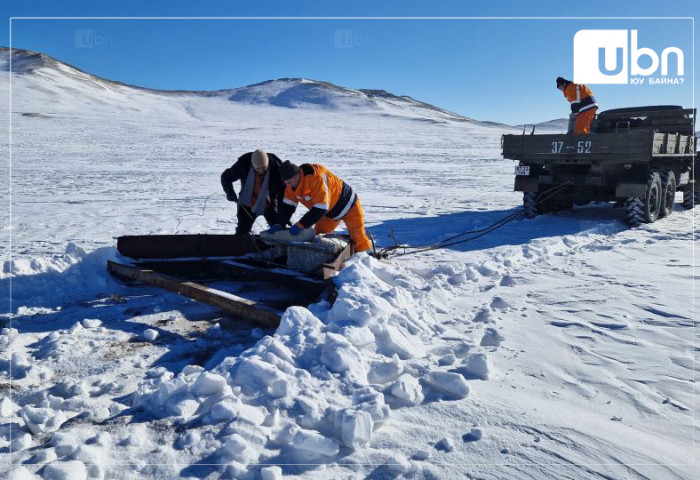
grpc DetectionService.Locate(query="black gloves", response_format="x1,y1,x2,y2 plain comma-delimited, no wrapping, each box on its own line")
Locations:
226,192,238,202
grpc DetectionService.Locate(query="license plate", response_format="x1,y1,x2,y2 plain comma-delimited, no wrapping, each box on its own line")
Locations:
514,166,530,176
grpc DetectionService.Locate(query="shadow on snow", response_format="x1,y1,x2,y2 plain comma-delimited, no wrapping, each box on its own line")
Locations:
368,203,627,254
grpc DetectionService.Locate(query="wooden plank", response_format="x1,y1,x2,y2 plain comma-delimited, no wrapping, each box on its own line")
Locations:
117,234,267,259
107,260,281,328
323,242,354,280
652,132,695,156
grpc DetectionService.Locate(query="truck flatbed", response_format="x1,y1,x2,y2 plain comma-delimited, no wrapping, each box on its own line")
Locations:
501,106,698,226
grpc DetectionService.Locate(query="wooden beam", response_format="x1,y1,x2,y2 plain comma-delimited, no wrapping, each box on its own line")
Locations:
322,242,354,280
107,261,281,328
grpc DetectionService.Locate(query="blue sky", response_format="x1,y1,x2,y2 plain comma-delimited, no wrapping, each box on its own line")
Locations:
1,0,697,124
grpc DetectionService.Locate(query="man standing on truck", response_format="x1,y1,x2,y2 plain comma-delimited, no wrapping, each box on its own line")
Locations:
221,149,286,235
269,161,372,253
556,77,598,134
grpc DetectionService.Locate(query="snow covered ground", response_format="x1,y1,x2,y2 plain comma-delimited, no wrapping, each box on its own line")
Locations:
1,48,697,479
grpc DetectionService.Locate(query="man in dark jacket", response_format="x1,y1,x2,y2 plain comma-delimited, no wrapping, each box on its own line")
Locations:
220,149,286,235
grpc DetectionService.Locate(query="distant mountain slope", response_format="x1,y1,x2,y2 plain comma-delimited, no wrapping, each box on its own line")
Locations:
0,46,501,126
516,117,569,133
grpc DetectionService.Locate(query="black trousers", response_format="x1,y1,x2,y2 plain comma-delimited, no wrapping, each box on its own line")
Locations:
235,204,278,235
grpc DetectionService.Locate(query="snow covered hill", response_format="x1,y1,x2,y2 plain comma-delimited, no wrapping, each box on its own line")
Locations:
517,117,569,134
0,47,486,125
0,47,697,480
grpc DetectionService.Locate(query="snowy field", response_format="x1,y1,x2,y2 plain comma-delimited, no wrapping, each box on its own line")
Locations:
1,48,697,479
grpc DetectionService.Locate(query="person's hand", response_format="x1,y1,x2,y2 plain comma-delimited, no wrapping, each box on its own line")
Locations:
267,225,283,234
289,224,304,236
226,192,238,202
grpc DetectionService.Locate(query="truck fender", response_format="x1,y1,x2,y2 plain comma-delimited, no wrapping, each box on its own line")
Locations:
615,183,648,198
514,176,538,192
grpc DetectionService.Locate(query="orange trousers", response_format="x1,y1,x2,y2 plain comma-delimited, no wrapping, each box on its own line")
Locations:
314,199,372,252
574,108,597,134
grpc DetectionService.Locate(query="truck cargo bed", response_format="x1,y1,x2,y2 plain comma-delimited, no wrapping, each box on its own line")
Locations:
502,130,694,165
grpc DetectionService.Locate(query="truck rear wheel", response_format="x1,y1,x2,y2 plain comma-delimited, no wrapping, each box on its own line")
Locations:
683,183,700,209
625,171,662,226
659,168,676,218
523,187,572,219
625,198,644,227
523,192,538,218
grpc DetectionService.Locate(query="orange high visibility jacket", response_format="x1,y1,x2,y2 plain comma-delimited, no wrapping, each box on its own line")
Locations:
563,83,598,114
281,164,356,227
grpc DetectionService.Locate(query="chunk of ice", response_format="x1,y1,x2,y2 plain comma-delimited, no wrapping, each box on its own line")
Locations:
340,409,374,449
424,372,470,399
143,329,159,342
292,429,339,457
192,372,228,397
390,374,423,405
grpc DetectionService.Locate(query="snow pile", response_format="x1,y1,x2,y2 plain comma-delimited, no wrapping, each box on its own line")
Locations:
130,253,473,476
1,244,121,314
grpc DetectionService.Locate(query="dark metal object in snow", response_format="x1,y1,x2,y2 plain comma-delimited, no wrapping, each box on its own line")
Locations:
108,234,353,327
116,234,265,259
107,260,282,328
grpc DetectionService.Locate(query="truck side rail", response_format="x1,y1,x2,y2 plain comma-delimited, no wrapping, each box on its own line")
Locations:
502,131,694,165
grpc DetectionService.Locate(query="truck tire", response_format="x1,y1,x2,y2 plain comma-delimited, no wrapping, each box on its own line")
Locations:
524,187,572,218
625,171,662,226
659,168,676,218
625,198,644,227
683,183,700,209
523,192,538,218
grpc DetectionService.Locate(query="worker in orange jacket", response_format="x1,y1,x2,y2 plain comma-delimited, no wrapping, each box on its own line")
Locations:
268,161,372,252
556,77,598,134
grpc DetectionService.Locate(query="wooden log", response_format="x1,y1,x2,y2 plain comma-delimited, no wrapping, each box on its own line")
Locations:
107,260,281,328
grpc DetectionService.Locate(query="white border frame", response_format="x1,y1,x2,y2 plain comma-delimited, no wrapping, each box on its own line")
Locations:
5,15,696,473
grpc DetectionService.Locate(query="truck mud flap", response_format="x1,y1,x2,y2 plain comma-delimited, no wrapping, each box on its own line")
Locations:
514,176,538,192
615,183,647,198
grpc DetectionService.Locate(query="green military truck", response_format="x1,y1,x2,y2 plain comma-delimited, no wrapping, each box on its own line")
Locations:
502,106,698,226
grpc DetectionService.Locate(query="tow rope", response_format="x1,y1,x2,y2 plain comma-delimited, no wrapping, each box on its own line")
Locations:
375,182,572,258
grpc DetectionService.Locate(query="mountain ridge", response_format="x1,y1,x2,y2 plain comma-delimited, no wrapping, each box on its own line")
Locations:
0,46,484,124
1,46,565,128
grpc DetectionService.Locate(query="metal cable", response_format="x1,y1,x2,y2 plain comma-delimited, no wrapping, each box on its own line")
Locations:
378,182,572,258
174,194,214,233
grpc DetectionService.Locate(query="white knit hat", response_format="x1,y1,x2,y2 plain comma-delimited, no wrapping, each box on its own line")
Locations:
251,149,269,169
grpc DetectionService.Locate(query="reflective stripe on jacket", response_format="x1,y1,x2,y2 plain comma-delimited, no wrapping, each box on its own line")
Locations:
563,83,598,114
283,164,356,220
